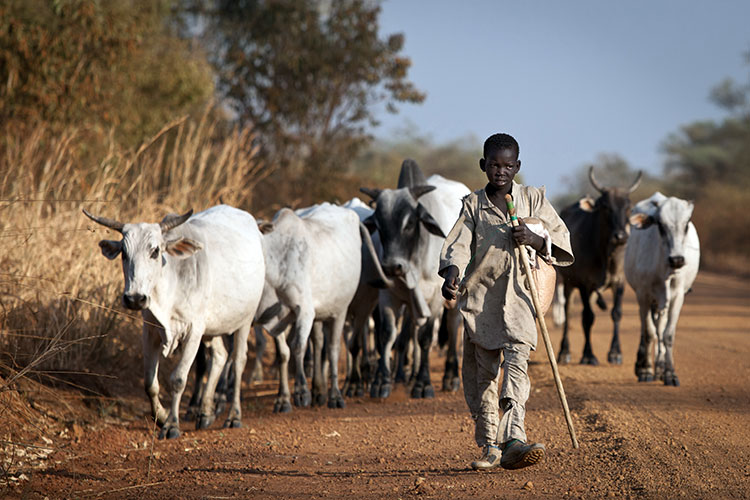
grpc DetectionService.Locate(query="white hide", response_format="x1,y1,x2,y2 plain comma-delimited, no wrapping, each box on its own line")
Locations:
625,192,700,385
260,203,363,409
93,204,265,437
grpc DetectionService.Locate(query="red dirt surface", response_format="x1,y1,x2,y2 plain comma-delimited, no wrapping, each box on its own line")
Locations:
2,271,749,499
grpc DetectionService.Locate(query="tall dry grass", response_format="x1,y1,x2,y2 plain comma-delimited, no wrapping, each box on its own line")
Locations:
0,108,270,442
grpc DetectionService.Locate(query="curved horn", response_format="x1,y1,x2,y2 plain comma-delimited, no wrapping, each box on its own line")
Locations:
359,187,382,201
159,209,193,233
82,208,124,233
628,170,643,193
409,185,436,200
588,166,604,193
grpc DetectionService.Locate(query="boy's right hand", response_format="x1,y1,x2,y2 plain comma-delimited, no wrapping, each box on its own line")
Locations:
441,265,460,300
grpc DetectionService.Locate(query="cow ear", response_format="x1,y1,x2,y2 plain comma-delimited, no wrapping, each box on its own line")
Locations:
165,237,203,258
417,204,445,237
99,240,122,260
363,214,377,234
578,196,596,212
629,213,654,229
257,221,274,234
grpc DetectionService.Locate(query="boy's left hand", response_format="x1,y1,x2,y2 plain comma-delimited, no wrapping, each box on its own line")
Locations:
512,219,544,252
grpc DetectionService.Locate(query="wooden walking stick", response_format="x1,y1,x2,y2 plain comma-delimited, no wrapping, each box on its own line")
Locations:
505,194,579,449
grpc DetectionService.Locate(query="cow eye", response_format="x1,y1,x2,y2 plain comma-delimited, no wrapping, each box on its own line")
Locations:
150,247,159,260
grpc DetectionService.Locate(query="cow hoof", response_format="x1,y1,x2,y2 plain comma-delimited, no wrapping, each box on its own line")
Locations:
223,418,242,428
664,374,680,387
607,352,623,365
273,399,292,413
638,373,654,382
355,386,365,397
378,383,392,399
443,376,460,392
422,385,435,399
196,413,215,430
327,396,345,409
293,389,312,408
159,426,181,440
558,353,571,365
313,393,327,407
580,356,599,366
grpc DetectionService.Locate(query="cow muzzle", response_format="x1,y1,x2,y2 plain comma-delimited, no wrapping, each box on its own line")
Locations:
611,231,628,246
383,261,406,278
123,293,149,310
668,255,685,269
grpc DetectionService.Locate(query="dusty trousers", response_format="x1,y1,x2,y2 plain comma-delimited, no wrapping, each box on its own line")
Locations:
462,329,531,447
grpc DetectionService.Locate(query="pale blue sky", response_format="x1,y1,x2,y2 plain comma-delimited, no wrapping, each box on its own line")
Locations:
374,1,750,196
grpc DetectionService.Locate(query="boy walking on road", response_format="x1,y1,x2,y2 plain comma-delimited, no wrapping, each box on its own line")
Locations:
440,133,574,470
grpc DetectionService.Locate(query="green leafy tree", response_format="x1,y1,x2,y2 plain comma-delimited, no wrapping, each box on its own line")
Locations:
660,49,750,272
0,0,214,146
182,0,425,202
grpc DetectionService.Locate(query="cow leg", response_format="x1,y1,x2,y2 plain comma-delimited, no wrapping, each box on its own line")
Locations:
662,287,685,386
159,331,203,440
326,313,347,409
213,335,234,417
185,342,207,422
607,284,625,364
223,325,249,428
394,315,412,383
654,307,669,382
557,285,574,364
311,321,327,407
442,307,461,392
197,336,228,430
580,289,599,365
635,298,658,382
292,306,315,408
250,326,267,384
371,300,399,399
344,321,362,397
272,328,292,413
411,317,436,399
143,327,168,426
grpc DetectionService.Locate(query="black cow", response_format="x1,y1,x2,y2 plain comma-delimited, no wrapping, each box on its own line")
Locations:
555,166,642,365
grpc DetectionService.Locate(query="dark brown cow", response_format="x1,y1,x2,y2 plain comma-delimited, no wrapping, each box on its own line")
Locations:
555,167,642,365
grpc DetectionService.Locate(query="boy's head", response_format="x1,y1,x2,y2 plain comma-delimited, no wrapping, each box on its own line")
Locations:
480,133,520,189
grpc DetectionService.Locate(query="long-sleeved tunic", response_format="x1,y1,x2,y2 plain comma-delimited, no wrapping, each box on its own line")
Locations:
439,182,574,350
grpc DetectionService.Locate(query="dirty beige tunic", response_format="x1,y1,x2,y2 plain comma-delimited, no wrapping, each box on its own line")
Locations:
440,182,574,351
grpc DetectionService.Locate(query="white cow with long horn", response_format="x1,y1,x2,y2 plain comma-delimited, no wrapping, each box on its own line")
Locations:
83,205,265,438
625,192,700,386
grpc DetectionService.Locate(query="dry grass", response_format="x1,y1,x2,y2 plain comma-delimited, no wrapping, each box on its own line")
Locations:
0,108,270,485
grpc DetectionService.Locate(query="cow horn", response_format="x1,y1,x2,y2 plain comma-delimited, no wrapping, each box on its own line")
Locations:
409,185,436,200
588,166,604,193
628,170,643,193
82,209,124,233
359,187,382,201
160,209,193,233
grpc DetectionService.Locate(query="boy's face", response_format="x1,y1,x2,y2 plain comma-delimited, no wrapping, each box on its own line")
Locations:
480,147,520,190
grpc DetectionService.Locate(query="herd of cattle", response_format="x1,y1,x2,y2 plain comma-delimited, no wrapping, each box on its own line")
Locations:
83,161,700,439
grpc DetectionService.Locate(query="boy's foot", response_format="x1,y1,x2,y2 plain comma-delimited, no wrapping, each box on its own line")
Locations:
500,439,546,470
470,444,501,470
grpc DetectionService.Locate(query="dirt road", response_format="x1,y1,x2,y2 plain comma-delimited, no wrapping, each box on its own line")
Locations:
4,271,749,499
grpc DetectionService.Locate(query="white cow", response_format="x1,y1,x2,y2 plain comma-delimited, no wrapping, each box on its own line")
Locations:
257,203,376,410
84,205,265,438
361,160,470,399
625,192,700,386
